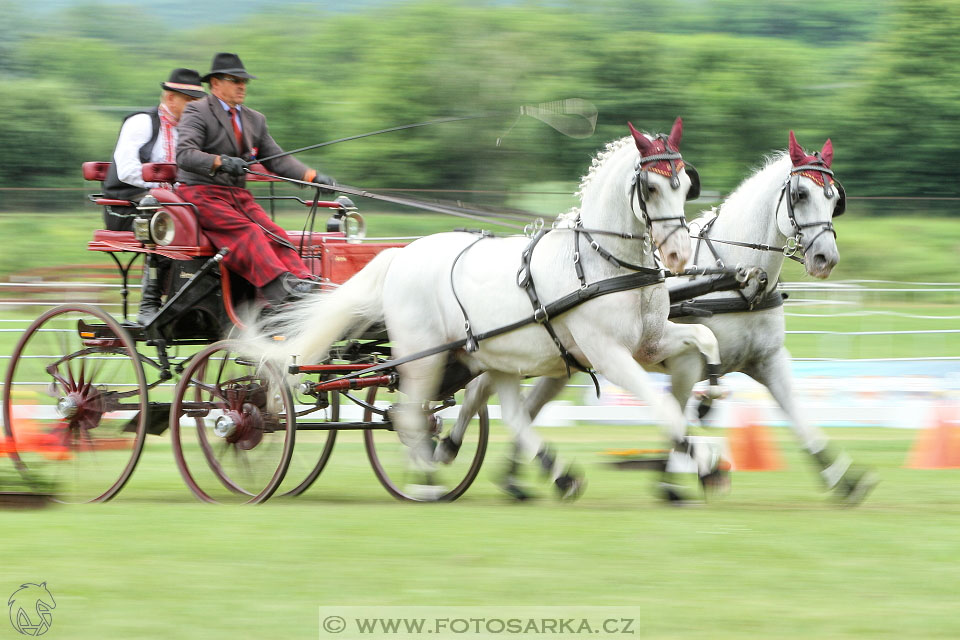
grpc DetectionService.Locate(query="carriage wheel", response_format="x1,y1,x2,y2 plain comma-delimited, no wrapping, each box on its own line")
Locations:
170,340,295,504
363,386,488,502
276,392,337,497
2,304,148,503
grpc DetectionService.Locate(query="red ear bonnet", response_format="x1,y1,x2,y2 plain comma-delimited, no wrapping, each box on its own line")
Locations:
789,131,835,188
666,116,683,152
820,138,833,168
628,121,655,156
788,130,808,167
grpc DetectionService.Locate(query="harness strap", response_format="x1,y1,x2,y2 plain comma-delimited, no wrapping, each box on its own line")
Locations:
451,230,493,352
319,270,665,383
517,229,592,380
579,229,660,273
669,289,787,318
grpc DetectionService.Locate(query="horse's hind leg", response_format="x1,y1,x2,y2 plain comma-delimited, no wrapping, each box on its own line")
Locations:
747,347,877,505
487,371,584,501
436,372,492,465
393,353,445,486
522,376,569,423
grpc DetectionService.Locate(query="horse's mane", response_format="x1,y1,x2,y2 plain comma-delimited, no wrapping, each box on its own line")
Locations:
576,135,634,197
555,135,634,226
717,151,789,218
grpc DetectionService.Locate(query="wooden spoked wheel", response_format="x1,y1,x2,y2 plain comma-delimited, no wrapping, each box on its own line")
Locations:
2,304,148,503
170,340,295,504
363,385,488,502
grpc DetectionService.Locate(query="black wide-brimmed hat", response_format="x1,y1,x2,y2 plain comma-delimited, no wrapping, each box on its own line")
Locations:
201,52,257,82
160,68,206,98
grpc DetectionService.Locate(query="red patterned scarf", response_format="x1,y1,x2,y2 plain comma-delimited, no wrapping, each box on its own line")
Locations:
157,103,178,163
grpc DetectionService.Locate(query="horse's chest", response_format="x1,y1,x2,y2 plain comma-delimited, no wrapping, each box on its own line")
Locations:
636,286,670,357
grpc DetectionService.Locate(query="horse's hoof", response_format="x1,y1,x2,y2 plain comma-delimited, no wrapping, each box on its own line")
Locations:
696,400,713,420
657,481,701,506
699,465,732,495
836,469,878,507
403,483,449,502
500,481,535,502
554,472,586,501
434,436,461,465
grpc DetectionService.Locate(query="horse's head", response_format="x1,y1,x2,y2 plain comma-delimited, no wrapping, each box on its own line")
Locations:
780,131,845,278
628,117,697,272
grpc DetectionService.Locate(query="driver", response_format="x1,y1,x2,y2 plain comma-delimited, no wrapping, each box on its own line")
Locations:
176,52,336,306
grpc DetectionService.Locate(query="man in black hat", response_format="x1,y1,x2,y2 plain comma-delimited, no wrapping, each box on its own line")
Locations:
177,52,337,306
102,67,206,323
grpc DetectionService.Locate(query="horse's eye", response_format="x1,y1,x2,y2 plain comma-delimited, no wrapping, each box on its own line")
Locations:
647,184,657,193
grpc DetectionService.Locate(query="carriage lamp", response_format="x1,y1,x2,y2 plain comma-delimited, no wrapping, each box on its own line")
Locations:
326,196,366,243
134,195,161,243
149,209,177,246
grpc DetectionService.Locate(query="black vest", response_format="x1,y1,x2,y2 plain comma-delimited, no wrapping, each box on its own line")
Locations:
102,108,162,201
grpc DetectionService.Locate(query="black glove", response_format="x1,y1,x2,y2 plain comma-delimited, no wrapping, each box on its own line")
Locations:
312,171,337,195
219,155,248,177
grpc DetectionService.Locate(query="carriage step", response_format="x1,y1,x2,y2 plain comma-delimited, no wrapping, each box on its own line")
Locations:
122,403,171,436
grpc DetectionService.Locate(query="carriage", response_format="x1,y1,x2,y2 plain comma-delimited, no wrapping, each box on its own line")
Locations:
3,121,870,507
1,161,490,504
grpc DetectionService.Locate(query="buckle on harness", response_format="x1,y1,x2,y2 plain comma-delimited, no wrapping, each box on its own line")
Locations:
783,236,800,257
534,306,549,323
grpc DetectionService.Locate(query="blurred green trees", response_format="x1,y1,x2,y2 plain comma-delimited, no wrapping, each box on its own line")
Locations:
0,0,957,214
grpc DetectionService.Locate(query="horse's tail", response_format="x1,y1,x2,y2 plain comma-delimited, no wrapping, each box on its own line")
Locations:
239,247,401,370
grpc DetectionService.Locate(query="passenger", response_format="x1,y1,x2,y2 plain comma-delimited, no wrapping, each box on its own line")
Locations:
176,52,336,306
102,68,206,324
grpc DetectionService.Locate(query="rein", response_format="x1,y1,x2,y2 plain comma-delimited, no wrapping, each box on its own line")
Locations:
244,169,534,230
692,214,806,267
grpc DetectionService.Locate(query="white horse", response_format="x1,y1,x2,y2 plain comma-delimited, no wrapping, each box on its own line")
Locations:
243,118,724,499
451,131,876,504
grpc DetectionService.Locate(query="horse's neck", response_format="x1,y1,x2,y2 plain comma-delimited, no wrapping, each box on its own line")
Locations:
577,145,653,271
698,160,789,291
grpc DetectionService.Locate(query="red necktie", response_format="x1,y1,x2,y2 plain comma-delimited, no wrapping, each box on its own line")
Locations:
228,107,244,153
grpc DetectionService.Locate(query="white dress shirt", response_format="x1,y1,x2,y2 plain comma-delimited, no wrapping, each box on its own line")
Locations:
112,111,176,189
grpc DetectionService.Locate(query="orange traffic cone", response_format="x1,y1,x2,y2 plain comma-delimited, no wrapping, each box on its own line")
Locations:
727,405,784,471
906,405,960,469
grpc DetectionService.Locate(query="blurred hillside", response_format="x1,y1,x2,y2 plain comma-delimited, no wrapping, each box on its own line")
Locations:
1,0,959,217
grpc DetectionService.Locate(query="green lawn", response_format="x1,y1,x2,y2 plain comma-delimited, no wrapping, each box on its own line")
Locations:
3,425,959,639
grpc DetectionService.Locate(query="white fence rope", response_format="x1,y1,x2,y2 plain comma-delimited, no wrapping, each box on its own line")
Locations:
0,280,956,428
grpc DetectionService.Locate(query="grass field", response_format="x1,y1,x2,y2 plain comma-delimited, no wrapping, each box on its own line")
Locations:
1,205,958,638
3,425,960,639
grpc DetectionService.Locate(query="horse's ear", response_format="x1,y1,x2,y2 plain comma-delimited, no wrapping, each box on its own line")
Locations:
667,116,683,151
788,130,807,166
628,121,654,155
820,138,834,167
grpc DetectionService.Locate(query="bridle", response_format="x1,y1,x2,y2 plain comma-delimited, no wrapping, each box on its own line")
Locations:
629,133,700,253
692,154,845,267
775,152,846,260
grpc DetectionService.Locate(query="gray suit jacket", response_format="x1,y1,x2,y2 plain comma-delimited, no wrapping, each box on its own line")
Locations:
176,94,309,187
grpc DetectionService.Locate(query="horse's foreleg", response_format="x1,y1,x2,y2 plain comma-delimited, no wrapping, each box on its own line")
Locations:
647,322,724,413
747,348,877,504
487,371,584,500
588,342,724,500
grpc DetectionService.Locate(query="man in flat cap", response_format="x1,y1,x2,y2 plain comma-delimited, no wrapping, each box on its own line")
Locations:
176,52,336,307
103,67,205,322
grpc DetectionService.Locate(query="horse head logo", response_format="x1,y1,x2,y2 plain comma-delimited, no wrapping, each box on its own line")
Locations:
8,582,56,636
